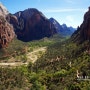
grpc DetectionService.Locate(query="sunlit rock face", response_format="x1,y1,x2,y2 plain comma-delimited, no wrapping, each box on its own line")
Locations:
72,7,90,44
0,16,15,48
8,8,56,42
0,3,15,48
0,2,9,17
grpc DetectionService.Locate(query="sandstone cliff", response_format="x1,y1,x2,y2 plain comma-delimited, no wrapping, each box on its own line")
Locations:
8,8,56,42
72,7,90,44
0,3,15,48
0,16,15,48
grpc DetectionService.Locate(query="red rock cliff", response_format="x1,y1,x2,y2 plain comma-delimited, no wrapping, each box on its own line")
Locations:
72,7,90,44
0,16,15,48
8,8,56,42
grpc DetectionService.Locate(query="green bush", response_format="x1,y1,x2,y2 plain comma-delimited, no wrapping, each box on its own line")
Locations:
53,69,67,77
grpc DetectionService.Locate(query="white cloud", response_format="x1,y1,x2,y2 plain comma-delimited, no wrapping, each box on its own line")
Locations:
65,15,78,28
66,15,74,22
44,8,87,13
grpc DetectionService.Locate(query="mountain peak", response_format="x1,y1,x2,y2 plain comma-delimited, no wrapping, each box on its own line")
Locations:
49,18,75,36
0,2,9,16
62,24,67,28
88,6,90,11
8,8,56,42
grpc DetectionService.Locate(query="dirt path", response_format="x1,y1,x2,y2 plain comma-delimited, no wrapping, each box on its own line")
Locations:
0,62,28,66
0,47,47,67
27,47,46,63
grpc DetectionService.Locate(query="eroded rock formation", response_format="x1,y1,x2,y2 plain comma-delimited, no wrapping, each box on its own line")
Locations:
8,8,56,42
0,3,15,48
0,16,15,48
72,7,90,44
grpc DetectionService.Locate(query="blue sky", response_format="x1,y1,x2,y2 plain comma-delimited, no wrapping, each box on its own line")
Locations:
0,0,90,28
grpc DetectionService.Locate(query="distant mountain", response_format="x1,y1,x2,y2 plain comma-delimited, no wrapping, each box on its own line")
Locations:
71,7,90,44
0,2,57,48
69,26,76,33
7,8,56,42
49,18,76,36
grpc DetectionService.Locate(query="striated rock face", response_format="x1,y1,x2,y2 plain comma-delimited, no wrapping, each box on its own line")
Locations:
8,8,56,42
49,18,75,36
71,7,90,44
0,16,15,48
0,3,15,48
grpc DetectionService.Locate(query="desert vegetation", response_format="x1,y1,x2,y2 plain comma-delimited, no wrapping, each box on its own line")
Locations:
0,35,90,89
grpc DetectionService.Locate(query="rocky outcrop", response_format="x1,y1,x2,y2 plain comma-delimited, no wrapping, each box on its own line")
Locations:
0,16,15,48
71,7,90,44
0,3,15,48
0,2,9,17
8,8,56,42
49,18,75,36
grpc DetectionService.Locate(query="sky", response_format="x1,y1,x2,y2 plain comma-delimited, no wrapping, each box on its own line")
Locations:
0,0,90,28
